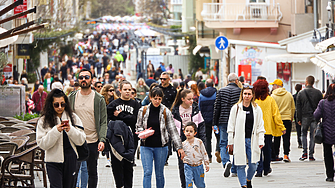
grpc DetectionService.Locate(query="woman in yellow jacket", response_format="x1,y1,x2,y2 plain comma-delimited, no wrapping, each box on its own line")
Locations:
253,80,286,177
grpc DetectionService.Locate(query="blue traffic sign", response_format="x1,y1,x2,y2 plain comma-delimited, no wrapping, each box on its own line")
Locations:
215,36,229,50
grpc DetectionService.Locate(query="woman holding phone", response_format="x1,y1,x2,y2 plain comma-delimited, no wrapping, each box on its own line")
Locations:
36,89,86,188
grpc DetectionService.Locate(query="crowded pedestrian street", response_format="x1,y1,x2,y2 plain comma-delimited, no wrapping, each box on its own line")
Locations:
32,134,331,188
2,0,335,188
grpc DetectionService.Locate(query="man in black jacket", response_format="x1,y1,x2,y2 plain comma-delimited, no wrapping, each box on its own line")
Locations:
213,73,241,177
199,79,220,163
159,72,177,109
296,76,323,161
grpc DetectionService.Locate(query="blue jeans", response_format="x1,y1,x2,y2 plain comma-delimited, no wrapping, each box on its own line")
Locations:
76,161,88,188
301,116,317,157
256,135,272,174
219,124,230,167
141,146,168,188
184,164,206,188
236,138,257,187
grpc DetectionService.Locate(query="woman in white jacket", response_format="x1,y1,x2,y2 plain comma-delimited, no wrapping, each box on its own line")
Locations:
227,85,265,188
36,89,86,188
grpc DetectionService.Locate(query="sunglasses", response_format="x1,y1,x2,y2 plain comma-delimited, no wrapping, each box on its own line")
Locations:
243,85,253,89
160,78,167,81
78,75,90,80
109,89,114,92
96,85,102,88
53,102,66,108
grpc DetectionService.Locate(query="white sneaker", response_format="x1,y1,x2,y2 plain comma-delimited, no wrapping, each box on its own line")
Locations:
105,160,111,167
223,162,232,178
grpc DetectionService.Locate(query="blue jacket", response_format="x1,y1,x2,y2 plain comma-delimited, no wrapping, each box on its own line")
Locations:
199,87,217,124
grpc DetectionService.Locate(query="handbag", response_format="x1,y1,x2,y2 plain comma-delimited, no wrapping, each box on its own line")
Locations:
314,100,324,144
136,128,155,139
73,125,89,162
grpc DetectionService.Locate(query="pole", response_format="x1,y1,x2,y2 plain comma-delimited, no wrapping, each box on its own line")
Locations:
0,24,47,40
0,6,37,25
313,0,318,28
0,0,23,17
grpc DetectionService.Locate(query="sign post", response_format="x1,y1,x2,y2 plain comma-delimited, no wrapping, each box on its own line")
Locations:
215,36,229,87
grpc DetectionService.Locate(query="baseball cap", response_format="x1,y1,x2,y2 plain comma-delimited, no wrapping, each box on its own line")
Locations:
269,79,283,86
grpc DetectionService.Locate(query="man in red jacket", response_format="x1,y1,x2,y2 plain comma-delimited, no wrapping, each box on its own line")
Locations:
31,85,47,114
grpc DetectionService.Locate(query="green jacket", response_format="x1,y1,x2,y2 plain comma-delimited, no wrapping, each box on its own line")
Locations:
68,90,107,143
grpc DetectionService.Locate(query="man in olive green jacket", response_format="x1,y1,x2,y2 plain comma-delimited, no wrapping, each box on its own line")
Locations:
68,68,107,188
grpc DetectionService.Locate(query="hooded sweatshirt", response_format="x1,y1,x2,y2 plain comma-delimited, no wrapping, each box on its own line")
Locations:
271,87,295,121
199,87,217,124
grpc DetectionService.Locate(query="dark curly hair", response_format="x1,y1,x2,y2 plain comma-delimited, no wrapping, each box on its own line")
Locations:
325,84,335,101
253,80,269,100
40,89,75,129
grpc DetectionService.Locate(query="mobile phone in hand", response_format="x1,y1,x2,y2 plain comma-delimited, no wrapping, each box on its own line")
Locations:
61,120,69,126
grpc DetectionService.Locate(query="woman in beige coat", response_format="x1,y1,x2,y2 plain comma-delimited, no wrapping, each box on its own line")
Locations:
36,89,86,188
227,86,265,188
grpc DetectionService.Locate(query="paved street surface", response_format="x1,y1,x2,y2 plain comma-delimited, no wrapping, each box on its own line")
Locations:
34,133,335,188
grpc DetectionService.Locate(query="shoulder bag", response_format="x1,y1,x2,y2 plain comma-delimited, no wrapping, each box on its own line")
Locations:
73,125,89,161
314,100,324,144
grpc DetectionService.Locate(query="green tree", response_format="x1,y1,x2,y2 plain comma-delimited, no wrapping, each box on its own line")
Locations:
187,36,204,74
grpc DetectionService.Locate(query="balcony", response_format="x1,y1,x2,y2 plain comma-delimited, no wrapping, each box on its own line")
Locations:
171,0,182,5
201,3,282,29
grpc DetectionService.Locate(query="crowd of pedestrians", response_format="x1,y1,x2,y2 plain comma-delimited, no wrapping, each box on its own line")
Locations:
26,42,334,188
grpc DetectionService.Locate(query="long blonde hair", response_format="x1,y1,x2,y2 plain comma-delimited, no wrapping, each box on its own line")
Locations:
236,86,257,107
100,84,118,105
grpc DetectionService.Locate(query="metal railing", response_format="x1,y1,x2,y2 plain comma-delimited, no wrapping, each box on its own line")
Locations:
201,3,282,21
171,0,182,5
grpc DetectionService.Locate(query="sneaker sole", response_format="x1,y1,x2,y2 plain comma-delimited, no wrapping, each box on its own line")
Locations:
224,163,232,177
283,159,291,162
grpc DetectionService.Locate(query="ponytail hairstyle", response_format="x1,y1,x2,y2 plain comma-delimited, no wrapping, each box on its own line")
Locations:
171,89,192,110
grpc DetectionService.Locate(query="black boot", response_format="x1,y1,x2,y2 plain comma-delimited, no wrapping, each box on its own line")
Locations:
247,180,252,188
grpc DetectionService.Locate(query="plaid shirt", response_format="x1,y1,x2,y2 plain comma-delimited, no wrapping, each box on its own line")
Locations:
136,103,183,150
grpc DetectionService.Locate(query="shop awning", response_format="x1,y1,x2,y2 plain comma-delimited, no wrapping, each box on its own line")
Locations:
0,27,18,48
265,54,315,63
310,51,335,76
314,37,335,52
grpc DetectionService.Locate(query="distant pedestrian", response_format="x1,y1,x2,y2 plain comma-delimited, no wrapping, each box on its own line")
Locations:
32,85,47,114
293,84,303,148
296,75,323,161
270,79,295,162
198,79,220,163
